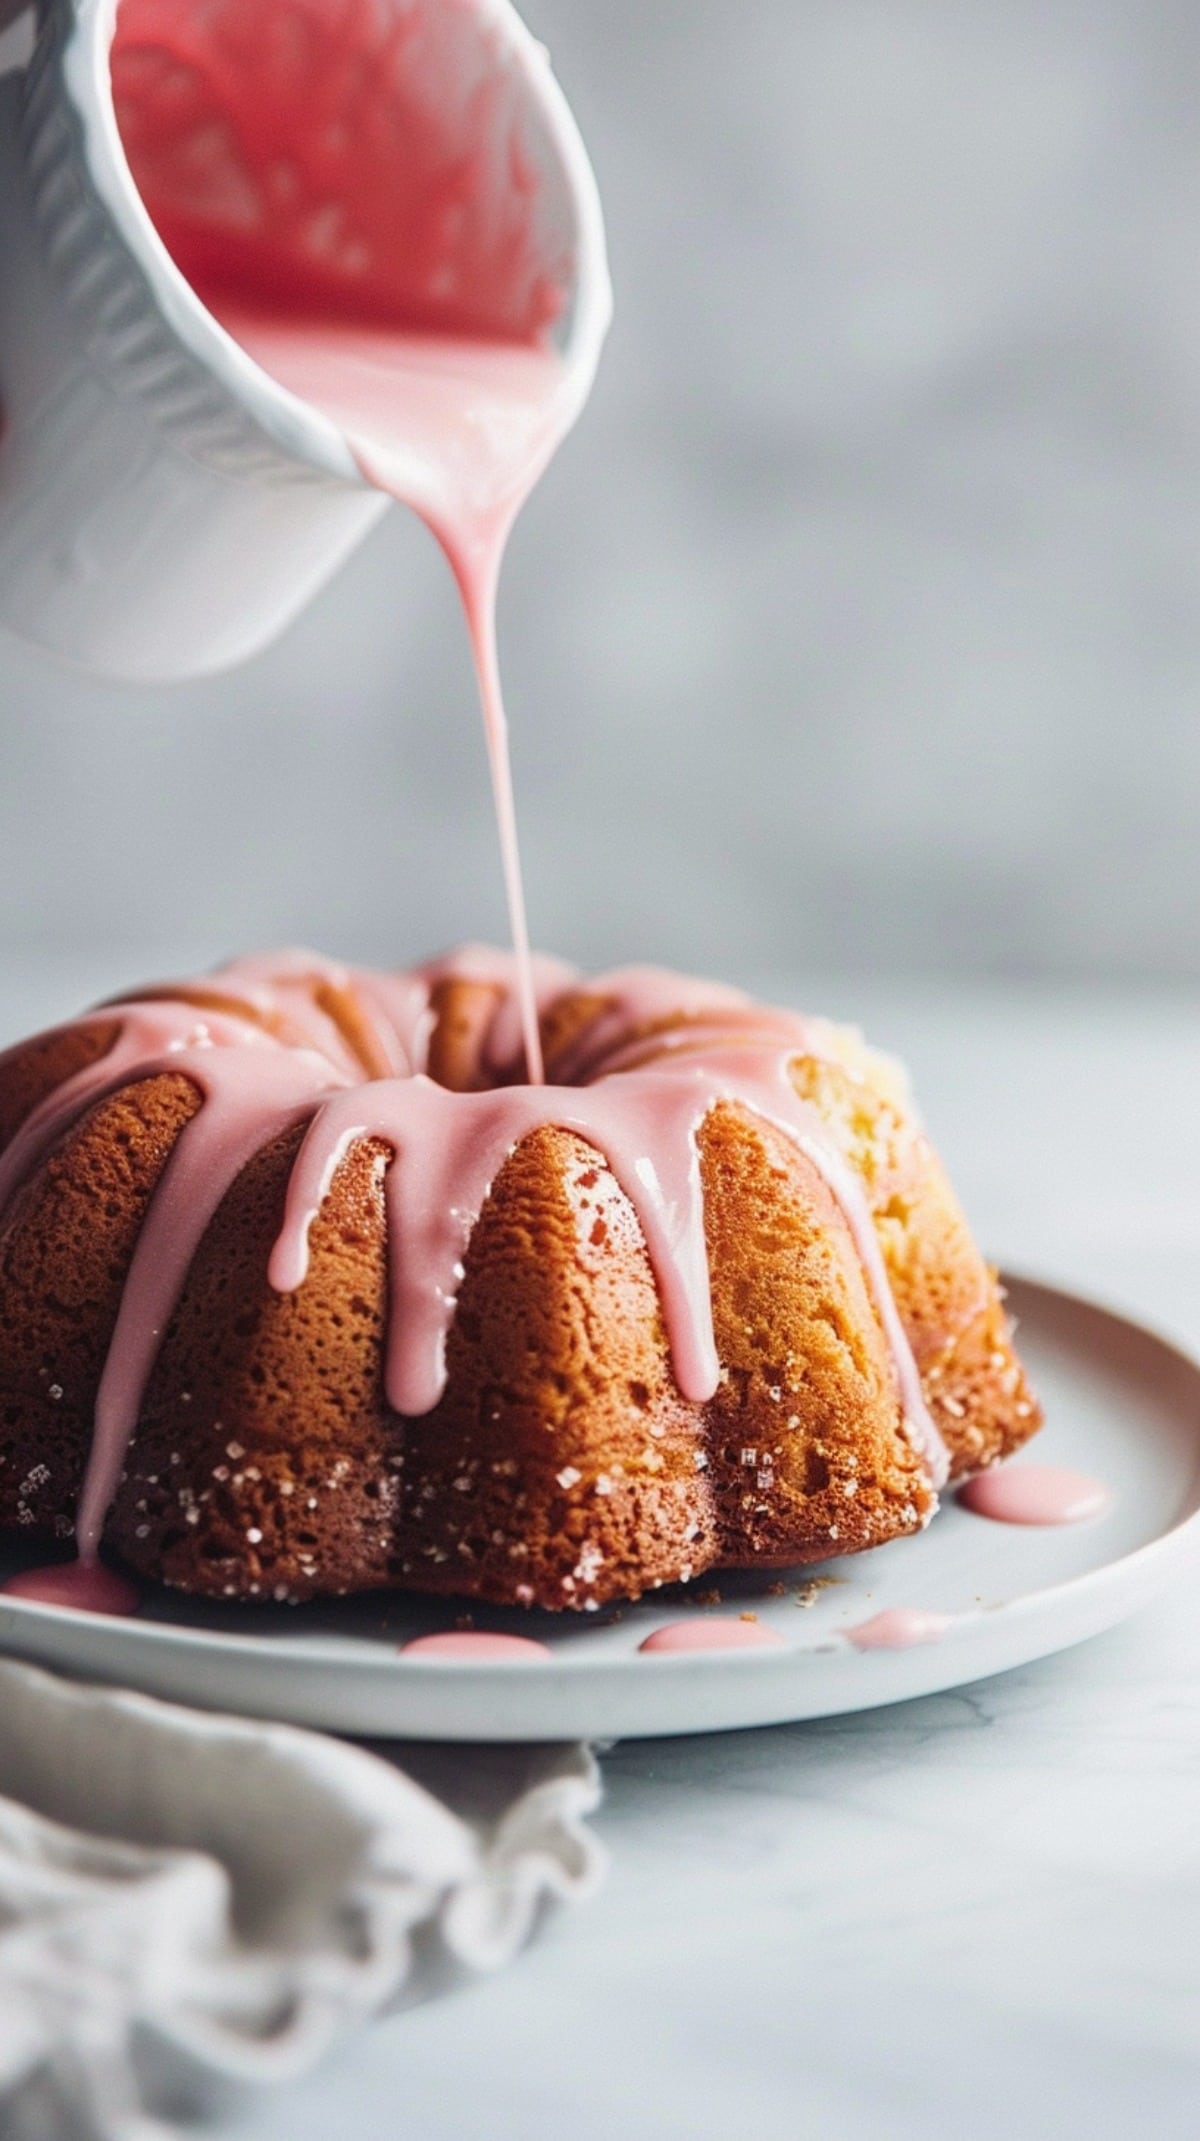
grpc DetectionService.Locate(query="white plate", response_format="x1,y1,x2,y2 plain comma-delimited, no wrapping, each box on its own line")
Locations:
1,1276,1198,1740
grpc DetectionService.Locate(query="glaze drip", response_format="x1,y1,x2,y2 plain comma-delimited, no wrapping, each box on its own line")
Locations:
638,1618,785,1654
846,1607,953,1651
957,1466,1109,1526
1,1558,141,1617
0,949,948,1571
112,0,595,1087
401,1630,552,1660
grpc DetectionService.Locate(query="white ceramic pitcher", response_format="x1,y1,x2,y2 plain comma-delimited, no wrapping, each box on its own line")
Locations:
0,0,609,682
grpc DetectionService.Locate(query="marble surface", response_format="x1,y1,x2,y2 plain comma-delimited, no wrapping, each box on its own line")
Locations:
3,967,1195,2137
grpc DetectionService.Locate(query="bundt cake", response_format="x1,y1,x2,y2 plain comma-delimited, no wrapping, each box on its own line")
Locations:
0,949,1040,1611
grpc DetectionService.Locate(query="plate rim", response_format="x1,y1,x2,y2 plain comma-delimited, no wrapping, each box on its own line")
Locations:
2,1271,1198,1732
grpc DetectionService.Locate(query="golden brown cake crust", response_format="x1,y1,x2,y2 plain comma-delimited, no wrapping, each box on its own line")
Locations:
0,1071,199,1538
0,956,1042,1608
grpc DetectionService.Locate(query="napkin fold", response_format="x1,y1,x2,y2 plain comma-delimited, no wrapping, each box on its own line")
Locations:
0,1657,604,2141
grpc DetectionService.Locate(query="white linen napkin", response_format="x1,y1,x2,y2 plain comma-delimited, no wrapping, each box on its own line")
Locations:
0,1657,604,2141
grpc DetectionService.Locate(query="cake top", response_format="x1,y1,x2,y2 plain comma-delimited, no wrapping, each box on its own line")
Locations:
98,946,833,1088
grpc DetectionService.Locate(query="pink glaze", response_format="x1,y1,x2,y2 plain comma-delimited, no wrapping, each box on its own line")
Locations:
957,1465,1110,1527
111,1,570,346
846,1607,952,1651
401,1629,551,1660
112,0,585,1086
1,1560,141,1616
48,9,947,1605
638,1617,785,1654
266,1011,945,1449
200,315,570,1086
0,951,947,1571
